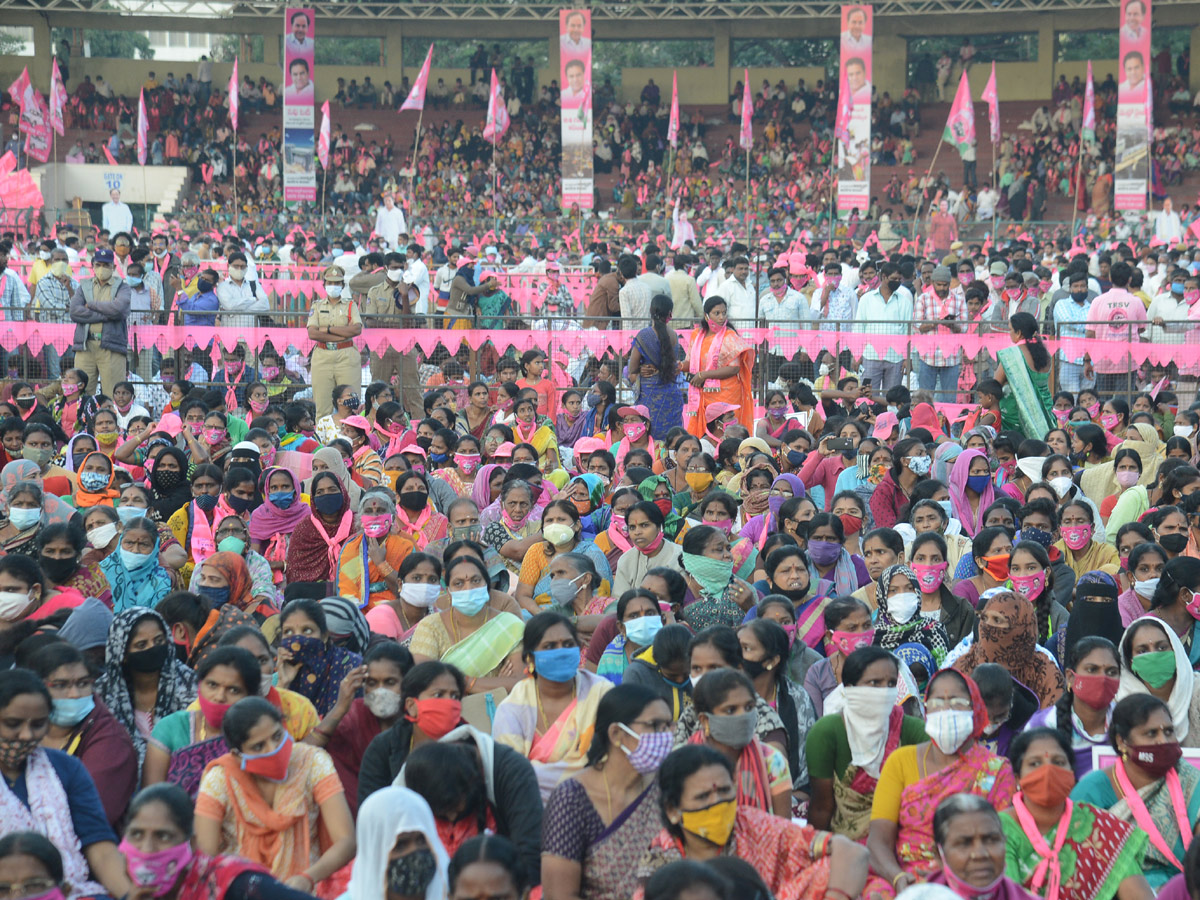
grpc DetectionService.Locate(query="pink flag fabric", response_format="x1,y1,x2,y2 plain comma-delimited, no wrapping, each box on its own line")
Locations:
1146,74,1153,142
401,43,434,112
317,100,331,168
667,70,679,147
49,59,67,137
228,58,239,132
1082,60,1095,143
981,62,999,145
942,70,976,154
738,69,753,151
834,68,853,145
482,68,509,145
103,144,117,166
7,68,31,112
136,88,149,166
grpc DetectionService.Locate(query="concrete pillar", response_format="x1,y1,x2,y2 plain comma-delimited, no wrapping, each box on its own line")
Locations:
31,16,52,88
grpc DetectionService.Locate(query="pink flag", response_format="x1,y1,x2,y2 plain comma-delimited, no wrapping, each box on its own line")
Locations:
981,62,999,145
1146,74,1153,143
136,88,149,166
834,68,853,145
317,100,331,168
7,68,31,112
1081,60,1095,143
49,59,67,137
401,43,434,112
228,58,239,132
667,70,679,147
103,144,118,166
942,70,976,155
738,69,753,151
482,68,509,145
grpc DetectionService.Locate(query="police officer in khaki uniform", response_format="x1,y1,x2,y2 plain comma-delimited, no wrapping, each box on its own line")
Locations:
363,252,423,418
307,265,363,418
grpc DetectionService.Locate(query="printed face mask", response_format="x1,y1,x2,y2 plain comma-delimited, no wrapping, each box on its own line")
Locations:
910,562,947,593
829,628,875,656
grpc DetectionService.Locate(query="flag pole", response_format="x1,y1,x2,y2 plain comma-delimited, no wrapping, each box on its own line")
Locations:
320,163,328,233
408,107,424,193
912,137,944,239
142,165,148,233
233,137,239,231
1070,139,1083,238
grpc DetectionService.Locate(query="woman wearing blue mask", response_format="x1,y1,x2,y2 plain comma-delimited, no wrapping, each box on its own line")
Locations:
100,517,173,613
596,588,667,685
493,612,613,802
409,554,524,696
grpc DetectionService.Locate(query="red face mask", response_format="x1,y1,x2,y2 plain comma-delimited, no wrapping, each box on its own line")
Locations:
1072,672,1120,710
407,697,463,739
981,553,1010,582
239,732,293,782
1018,762,1075,808
654,498,673,517
197,694,231,732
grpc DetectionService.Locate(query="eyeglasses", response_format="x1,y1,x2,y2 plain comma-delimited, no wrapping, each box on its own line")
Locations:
0,880,58,900
926,697,973,712
628,718,673,733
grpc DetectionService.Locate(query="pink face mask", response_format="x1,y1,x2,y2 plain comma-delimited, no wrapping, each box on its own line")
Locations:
1062,523,1093,551
63,382,80,397
771,284,787,298
826,275,841,288
204,428,227,446
829,628,876,656
910,561,947,593
119,838,194,897
624,422,648,442
1186,290,1200,306
1115,469,1140,488
249,397,268,415
990,275,1005,289
958,273,972,285
1100,413,1119,431
260,366,280,380
455,453,481,474
1086,402,1101,418
707,517,733,536
362,513,394,538
1010,569,1047,601
1052,407,1070,423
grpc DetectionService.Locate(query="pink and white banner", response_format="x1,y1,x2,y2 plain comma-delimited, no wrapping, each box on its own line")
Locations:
283,7,317,202
560,8,594,210
137,89,149,166
1115,0,1150,209
21,89,52,165
836,4,872,211
667,71,679,148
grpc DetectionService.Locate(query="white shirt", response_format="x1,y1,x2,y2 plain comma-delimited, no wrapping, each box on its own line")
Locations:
434,263,457,297
375,205,407,249
715,276,758,326
405,258,431,314
855,285,914,362
216,277,270,329
102,201,133,234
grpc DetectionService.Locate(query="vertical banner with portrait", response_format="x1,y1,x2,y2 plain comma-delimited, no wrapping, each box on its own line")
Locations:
560,8,594,211
283,7,317,203
1115,0,1150,210
836,4,872,212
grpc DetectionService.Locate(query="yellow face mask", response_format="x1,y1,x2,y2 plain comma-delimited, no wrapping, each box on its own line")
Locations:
686,472,714,493
679,799,737,846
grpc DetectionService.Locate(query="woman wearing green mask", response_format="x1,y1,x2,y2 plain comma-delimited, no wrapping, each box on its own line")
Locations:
1115,615,1200,747
679,525,756,631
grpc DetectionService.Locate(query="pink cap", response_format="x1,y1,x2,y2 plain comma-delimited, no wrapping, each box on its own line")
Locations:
872,411,899,440
155,413,183,437
401,444,427,459
617,404,650,421
492,441,515,459
705,402,741,422
573,436,607,455
341,415,371,432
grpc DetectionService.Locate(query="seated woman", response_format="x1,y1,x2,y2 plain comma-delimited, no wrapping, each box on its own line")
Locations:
948,449,997,538
678,525,757,630
449,835,530,900
493,612,613,801
873,562,954,666
542,552,610,624
285,473,354,591
0,475,51,556
122,783,317,900
31,640,137,829
336,489,416,611
1001,727,1153,900
346,786,450,900
338,414,384,488
637,475,688,541
594,589,666,684
919,794,1041,899
695,491,757,582
97,607,198,774
36,522,111,614
541,684,674,900
803,596,875,718
395,472,450,551
364,551,442,643
73,450,119,508
516,500,612,609
852,527,903,612
868,667,1017,889
82,504,121,565
593,487,638,572
0,668,133,898
165,464,227,581
952,525,1016,609
1055,499,1119,578
806,646,926,841
409,555,524,695
482,478,543,594
952,591,1066,710
275,599,363,717
100,516,175,613
632,744,873,899
908,531,978,648
739,473,806,551
195,697,356,895
304,641,413,817
612,501,684,598
249,467,310,585
805,513,870,598
1072,694,1200,891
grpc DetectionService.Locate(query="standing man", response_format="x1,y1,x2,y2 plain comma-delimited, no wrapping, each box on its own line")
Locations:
617,255,652,322
101,189,133,235
307,266,363,419
374,195,407,250
432,246,460,322
1087,261,1147,394
666,254,703,323
404,243,430,320
855,261,913,391
714,255,757,327
1052,269,1096,393
586,257,621,328
69,247,130,396
33,260,76,379
913,265,967,403
196,54,213,105
363,253,409,410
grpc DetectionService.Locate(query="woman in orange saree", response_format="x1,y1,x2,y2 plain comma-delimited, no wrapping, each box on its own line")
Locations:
684,296,755,442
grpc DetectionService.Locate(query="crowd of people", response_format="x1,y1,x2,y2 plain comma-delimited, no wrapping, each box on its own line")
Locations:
3,215,1200,900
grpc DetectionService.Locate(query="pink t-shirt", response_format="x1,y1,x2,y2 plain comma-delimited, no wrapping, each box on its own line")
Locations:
1088,288,1146,373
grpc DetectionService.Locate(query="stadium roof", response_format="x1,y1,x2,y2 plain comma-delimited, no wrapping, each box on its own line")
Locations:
5,0,1199,20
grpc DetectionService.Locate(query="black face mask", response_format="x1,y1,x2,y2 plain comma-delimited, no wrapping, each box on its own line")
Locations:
1160,532,1189,555
15,397,34,409
227,494,256,514
155,470,185,491
887,278,902,290
39,555,79,584
1071,290,1088,302
314,493,345,516
197,278,214,293
399,491,429,511
742,656,774,679
126,643,170,673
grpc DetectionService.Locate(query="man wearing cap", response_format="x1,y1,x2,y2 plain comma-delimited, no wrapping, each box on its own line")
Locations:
855,261,912,391
69,247,131,397
914,264,967,403
308,265,363,419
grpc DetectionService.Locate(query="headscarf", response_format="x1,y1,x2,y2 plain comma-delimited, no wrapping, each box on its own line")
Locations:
570,473,611,534
148,446,193,521
0,459,73,526
73,451,119,508
200,551,255,610
347,787,449,900
99,530,174,613
58,597,113,652
320,596,371,654
953,591,1065,708
636,474,686,539
248,467,309,541
63,434,98,473
1063,571,1124,652
96,607,198,766
925,668,990,742
875,563,950,663
305,446,362,509
278,613,362,716
948,448,995,537
471,463,503,511
909,403,945,440
286,474,355,584
1080,438,1162,508
894,642,938,686
1116,614,1195,741
932,442,964,485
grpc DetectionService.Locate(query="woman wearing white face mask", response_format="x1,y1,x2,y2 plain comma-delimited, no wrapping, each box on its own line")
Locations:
874,563,951,665
306,265,363,421
83,506,121,564
303,641,412,817
365,551,443,644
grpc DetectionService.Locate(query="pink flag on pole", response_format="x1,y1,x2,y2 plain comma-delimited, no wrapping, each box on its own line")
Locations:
103,144,118,165
1081,60,1095,143
317,100,331,168
8,68,31,112
136,88,149,166
942,70,976,155
482,68,509,144
49,59,67,137
981,62,999,145
667,70,679,147
1147,74,1153,142
738,69,753,151
834,68,853,145
228,58,239,132
401,43,434,112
